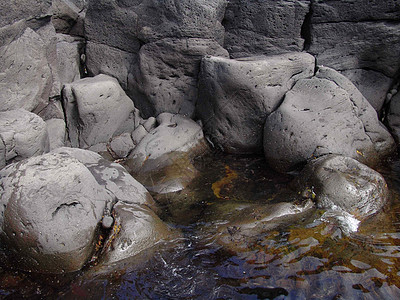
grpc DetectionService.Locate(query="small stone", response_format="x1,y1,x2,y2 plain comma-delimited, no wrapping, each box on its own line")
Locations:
102,215,114,229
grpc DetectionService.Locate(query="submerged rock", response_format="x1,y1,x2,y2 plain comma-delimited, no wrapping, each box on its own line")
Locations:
264,66,394,172
126,113,208,194
292,155,389,232
99,202,173,266
0,109,49,167
196,52,315,154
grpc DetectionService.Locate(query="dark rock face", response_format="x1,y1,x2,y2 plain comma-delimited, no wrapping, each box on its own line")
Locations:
196,52,315,154
84,0,229,117
223,0,311,58
134,38,228,117
292,155,389,231
263,67,394,172
387,91,400,142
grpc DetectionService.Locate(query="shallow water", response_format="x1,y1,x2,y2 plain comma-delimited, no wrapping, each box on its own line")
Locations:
1,154,400,299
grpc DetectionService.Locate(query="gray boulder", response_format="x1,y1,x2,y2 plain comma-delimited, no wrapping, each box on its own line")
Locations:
62,74,140,149
292,155,389,231
99,202,172,266
223,0,311,58
0,109,49,166
263,67,395,172
340,69,392,113
196,52,315,154
0,151,111,273
126,113,208,194
0,27,53,113
0,147,161,273
109,133,135,159
134,38,229,117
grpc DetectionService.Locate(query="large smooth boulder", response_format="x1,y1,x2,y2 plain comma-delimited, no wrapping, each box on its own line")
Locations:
223,0,311,58
196,52,315,154
0,152,111,273
263,67,395,172
0,27,53,113
134,38,228,117
0,147,160,273
292,155,389,231
126,113,208,194
62,74,140,149
0,109,49,166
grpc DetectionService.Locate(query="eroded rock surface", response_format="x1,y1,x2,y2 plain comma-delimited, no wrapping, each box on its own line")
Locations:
264,67,394,172
196,52,315,154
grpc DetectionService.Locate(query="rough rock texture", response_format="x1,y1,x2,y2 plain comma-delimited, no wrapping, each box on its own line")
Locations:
387,91,400,142
223,0,311,58
134,38,229,117
84,0,229,117
264,67,395,172
196,52,315,154
45,118,66,150
62,74,140,149
52,147,155,209
85,0,227,50
86,41,136,91
0,147,161,273
0,152,111,273
99,202,172,266
0,109,50,166
309,0,400,78
293,155,389,223
56,34,84,85
51,0,87,36
109,133,135,159
0,27,54,113
0,0,52,29
126,113,208,194
340,69,393,113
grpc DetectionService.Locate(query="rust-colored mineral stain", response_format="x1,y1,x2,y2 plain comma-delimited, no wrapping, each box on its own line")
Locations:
212,165,238,199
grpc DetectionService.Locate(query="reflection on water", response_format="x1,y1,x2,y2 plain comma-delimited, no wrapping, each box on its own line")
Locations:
1,154,400,299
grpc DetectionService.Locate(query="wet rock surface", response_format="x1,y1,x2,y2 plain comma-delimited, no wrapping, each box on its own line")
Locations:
196,52,315,154
126,113,208,194
292,155,390,232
